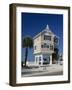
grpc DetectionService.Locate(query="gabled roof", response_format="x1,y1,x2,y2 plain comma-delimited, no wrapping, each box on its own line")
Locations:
33,24,55,39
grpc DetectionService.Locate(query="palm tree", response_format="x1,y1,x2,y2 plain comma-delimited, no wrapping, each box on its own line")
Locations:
22,36,33,67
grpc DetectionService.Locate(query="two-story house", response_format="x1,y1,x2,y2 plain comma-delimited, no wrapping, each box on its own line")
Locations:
33,25,59,66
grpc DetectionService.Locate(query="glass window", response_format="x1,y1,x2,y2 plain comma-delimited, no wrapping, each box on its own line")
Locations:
41,45,44,48
34,46,36,50
47,45,49,48
44,43,47,48
44,35,51,40
50,45,53,50
41,44,49,48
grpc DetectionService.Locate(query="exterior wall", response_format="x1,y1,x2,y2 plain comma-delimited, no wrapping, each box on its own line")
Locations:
33,35,41,54
33,31,57,55
41,32,54,53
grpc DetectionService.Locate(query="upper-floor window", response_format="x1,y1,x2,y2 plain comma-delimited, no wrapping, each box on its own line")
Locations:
34,46,36,50
50,44,53,50
44,43,47,47
47,45,49,48
41,45,44,48
41,43,49,48
44,35,51,41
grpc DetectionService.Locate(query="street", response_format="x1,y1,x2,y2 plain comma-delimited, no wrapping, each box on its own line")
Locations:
21,64,63,77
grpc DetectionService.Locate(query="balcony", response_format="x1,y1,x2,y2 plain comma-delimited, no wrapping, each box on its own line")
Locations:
41,43,54,53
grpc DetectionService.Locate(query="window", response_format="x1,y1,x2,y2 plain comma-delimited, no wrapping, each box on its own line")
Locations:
44,43,47,48
47,45,49,48
34,46,36,50
41,45,44,48
44,35,51,40
41,43,49,48
50,45,53,50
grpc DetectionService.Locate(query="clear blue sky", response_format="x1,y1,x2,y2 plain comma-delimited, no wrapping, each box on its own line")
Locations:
21,12,63,61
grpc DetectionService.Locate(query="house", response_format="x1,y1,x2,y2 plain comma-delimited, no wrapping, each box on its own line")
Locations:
33,25,59,66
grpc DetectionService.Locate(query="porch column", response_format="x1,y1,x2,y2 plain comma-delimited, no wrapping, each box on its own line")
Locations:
41,55,43,66
50,55,52,65
35,55,38,65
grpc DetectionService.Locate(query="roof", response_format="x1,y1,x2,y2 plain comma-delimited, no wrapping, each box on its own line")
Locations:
33,24,56,39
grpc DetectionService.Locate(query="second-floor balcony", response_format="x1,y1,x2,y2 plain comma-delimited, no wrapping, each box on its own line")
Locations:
33,42,54,54
41,43,54,53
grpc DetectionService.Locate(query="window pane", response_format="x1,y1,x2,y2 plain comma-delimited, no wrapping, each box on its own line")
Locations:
41,44,49,48
47,45,49,48
44,35,51,40
44,43,47,48
50,45,53,50
41,45,43,48
34,46,36,50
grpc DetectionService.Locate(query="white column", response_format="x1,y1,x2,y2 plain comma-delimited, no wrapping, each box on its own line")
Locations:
41,55,43,66
35,55,38,65
50,55,52,65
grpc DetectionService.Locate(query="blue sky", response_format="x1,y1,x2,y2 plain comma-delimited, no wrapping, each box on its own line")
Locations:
21,12,63,61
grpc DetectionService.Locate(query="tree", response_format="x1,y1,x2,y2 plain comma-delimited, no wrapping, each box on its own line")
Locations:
52,48,59,64
22,36,33,67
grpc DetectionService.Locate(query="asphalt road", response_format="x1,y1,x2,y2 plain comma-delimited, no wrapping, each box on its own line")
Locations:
22,71,63,77
21,64,63,77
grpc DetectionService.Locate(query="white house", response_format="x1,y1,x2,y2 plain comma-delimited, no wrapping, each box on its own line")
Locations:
33,25,59,66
